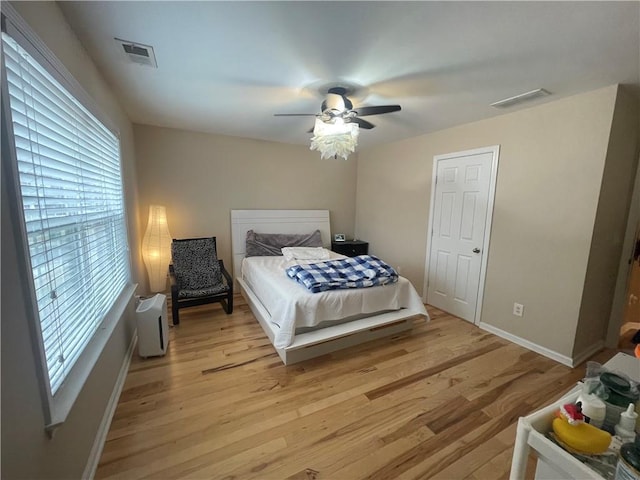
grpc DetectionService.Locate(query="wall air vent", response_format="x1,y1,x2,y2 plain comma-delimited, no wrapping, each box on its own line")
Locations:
490,88,550,108
115,38,158,68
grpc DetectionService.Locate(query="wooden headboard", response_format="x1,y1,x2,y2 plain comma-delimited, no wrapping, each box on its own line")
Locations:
230,209,331,281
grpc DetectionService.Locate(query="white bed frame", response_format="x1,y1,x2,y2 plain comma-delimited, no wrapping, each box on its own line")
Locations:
230,209,426,365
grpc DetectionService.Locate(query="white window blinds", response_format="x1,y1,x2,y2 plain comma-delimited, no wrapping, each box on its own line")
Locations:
2,32,130,395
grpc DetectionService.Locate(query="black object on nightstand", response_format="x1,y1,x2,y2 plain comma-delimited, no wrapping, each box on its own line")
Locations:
331,240,369,257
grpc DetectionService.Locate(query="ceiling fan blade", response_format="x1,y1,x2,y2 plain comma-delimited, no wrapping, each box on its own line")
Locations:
274,113,318,116
353,105,401,116
350,117,375,129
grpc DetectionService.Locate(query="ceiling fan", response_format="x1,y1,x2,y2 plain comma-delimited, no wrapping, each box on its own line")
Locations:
274,86,401,131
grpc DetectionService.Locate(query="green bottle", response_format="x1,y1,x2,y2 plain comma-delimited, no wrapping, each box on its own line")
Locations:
616,434,640,480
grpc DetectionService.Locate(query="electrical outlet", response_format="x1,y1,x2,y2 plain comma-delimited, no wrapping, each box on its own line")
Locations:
513,303,524,317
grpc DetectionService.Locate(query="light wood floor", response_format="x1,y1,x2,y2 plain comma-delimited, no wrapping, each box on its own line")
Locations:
96,295,617,479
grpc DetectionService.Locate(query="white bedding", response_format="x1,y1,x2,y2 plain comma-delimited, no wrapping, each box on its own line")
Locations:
241,254,428,348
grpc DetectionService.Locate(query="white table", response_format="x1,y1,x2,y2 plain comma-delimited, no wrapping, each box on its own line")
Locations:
509,352,640,479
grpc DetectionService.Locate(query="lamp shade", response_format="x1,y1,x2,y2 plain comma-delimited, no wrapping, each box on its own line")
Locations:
141,205,172,292
310,118,359,160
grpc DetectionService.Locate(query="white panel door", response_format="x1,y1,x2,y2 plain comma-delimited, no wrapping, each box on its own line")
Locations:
427,151,494,322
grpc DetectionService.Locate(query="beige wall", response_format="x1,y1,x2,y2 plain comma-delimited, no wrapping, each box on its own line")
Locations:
1,2,140,478
134,125,358,292
356,86,620,358
606,154,640,346
574,86,640,356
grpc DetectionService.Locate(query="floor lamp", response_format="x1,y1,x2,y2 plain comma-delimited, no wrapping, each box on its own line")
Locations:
142,205,172,293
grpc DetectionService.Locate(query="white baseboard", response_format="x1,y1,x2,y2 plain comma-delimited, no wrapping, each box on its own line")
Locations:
82,332,137,480
478,322,574,367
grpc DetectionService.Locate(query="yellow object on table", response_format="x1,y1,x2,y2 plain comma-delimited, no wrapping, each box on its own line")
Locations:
551,416,612,455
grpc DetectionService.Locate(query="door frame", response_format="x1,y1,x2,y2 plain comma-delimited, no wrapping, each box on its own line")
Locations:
423,145,500,325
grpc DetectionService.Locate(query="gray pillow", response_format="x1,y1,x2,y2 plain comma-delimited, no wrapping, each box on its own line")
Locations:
245,229,322,257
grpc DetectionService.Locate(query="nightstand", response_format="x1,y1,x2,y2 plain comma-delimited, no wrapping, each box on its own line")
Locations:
331,240,369,257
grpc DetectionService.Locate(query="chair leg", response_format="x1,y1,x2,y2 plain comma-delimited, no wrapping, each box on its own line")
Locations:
227,285,233,314
222,293,233,315
172,300,180,325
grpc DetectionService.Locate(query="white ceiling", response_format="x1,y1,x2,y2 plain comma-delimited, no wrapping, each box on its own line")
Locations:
58,1,640,149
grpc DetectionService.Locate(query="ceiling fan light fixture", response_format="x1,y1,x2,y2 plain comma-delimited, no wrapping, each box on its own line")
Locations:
324,93,347,112
310,118,359,160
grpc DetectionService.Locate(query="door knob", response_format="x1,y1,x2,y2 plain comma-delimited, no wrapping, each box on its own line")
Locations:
473,248,481,253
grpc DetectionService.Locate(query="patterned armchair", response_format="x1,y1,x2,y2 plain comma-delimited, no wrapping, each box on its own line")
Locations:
169,237,233,325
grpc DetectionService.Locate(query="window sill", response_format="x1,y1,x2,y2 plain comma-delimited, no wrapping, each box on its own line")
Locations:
45,283,137,435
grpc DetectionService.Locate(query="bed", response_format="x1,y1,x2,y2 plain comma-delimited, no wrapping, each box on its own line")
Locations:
231,209,429,364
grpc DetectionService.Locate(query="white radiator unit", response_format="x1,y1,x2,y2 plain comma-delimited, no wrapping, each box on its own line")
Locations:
136,293,169,357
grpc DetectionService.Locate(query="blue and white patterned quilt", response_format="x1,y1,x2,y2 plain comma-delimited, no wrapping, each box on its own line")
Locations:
285,255,398,293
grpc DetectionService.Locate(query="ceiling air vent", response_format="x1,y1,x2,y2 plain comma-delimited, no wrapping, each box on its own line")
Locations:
490,88,550,108
115,38,157,68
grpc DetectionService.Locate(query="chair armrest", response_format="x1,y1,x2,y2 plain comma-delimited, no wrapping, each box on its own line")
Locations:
218,259,232,287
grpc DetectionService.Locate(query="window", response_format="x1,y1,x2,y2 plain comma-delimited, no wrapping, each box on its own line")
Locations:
2,18,131,415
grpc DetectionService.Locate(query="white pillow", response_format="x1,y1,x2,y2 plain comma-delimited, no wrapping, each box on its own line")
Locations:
281,246,331,262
